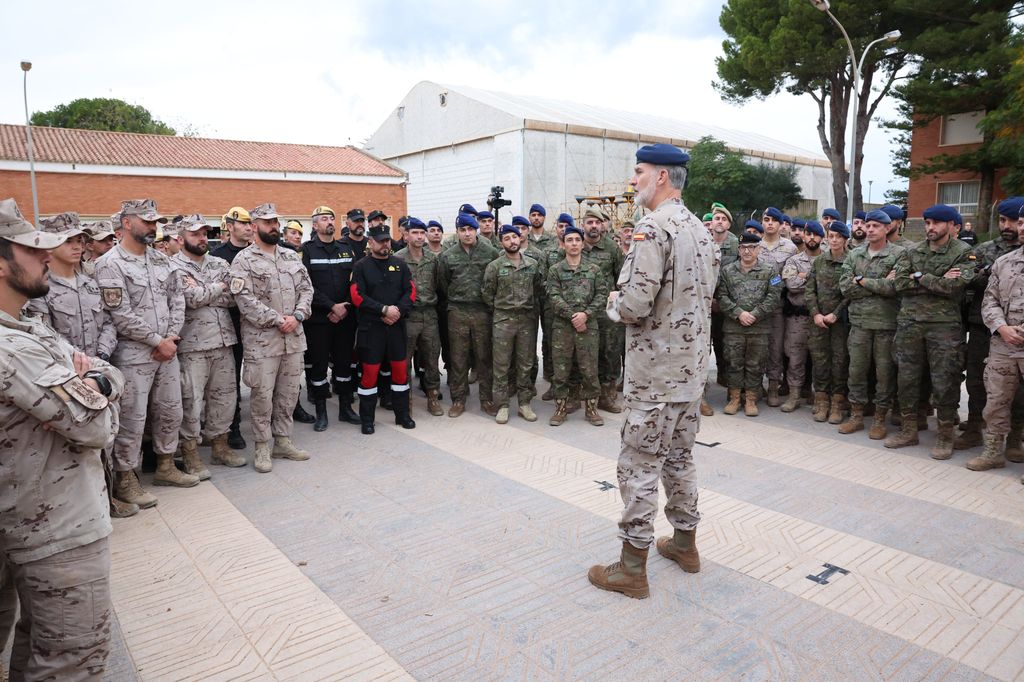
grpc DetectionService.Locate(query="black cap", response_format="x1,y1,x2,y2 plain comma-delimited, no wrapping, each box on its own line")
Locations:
368,224,391,242
346,208,366,220
367,209,387,222
739,232,762,245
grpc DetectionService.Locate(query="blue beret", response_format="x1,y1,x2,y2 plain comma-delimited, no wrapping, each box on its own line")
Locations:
744,219,765,233
821,208,841,221
455,213,479,229
997,197,1024,219
477,211,494,220
458,203,478,216
563,224,584,240
879,204,904,221
954,211,964,225
557,213,575,227
406,217,426,230
529,203,546,216
781,214,792,224
427,219,443,230
764,207,784,222
864,209,891,225
739,232,762,245
827,221,850,238
635,143,690,166
922,204,960,223
792,218,805,229
855,211,867,221
511,215,530,227
499,224,521,237
804,220,825,237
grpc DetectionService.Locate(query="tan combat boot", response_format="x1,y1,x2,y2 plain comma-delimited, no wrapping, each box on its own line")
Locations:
828,394,847,425
868,409,889,440
272,436,310,461
700,397,715,417
930,420,956,460
211,433,246,467
744,390,759,417
811,392,830,422
448,401,465,418
1003,427,1023,463
179,439,210,481
780,386,803,413
549,399,569,426
253,442,272,473
153,453,200,488
518,403,537,422
110,497,140,518
584,399,604,426
597,383,622,413
115,470,157,509
966,434,1005,471
837,403,864,434
656,528,700,573
766,380,781,407
723,388,742,415
495,406,509,424
426,389,444,416
954,416,984,450
587,542,650,599
884,414,919,449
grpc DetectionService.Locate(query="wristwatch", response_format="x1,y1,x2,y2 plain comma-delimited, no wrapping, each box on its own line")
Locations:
84,371,112,397
912,271,923,281
293,311,305,322
97,352,110,362
855,275,864,285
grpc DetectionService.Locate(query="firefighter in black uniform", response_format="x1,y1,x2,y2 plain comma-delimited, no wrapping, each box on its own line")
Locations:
350,224,416,434
301,206,361,429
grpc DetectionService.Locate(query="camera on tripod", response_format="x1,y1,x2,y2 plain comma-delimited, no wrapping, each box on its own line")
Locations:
487,186,512,212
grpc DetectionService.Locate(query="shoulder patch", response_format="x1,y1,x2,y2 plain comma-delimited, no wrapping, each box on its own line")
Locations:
770,275,783,286
101,287,123,308
229,277,245,295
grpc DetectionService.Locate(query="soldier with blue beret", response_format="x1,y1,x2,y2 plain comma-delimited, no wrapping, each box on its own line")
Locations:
758,206,798,405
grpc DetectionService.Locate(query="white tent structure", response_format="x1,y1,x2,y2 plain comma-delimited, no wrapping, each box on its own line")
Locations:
364,81,833,227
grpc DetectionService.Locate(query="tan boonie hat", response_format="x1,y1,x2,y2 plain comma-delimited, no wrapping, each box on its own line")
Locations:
180,214,213,232
82,220,116,240
223,206,251,223
120,198,168,223
250,203,281,220
39,211,85,239
0,198,66,250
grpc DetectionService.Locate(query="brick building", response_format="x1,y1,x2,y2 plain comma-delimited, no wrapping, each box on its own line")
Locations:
0,124,407,235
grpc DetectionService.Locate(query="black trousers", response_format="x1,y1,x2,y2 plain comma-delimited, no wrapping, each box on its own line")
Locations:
304,317,358,400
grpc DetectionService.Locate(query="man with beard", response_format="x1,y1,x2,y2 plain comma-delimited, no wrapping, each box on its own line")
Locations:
342,208,368,261
483,223,543,424
881,204,913,248
80,220,117,277
229,204,313,473
790,218,806,253
581,207,626,413
301,206,360,431
97,199,194,508
527,203,555,251
0,198,126,682
806,221,852,425
886,204,975,457
850,212,867,248
760,207,798,406
780,220,825,413
588,145,719,598
211,207,254,451
958,197,1024,452
172,215,240,477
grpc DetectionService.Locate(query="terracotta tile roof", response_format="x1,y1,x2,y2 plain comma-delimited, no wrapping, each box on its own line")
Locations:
0,124,404,178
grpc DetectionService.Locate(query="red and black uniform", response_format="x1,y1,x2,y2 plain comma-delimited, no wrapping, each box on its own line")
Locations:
301,235,358,402
350,254,416,431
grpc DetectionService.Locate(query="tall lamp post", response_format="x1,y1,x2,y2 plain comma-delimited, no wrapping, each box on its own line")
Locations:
21,61,40,223
808,1,899,221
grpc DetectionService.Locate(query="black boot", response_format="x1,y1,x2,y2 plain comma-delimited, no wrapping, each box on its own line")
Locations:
313,399,329,432
293,399,316,424
227,427,246,450
379,383,393,410
359,394,377,435
141,438,157,473
337,394,361,425
393,389,416,429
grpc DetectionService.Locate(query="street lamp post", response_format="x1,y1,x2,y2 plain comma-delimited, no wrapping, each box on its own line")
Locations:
20,61,40,223
809,1,899,221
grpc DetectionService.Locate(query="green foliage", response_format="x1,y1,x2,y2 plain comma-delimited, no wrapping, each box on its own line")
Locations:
31,98,176,135
684,136,803,217
981,50,1024,194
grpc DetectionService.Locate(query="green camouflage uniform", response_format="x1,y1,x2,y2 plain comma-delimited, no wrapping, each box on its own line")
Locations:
394,247,442,391
715,260,782,392
805,249,849,395
892,239,975,420
584,235,626,386
482,252,543,407
710,231,740,383
546,258,607,400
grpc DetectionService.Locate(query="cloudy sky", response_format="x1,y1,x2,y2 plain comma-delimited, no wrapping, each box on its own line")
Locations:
1,0,901,203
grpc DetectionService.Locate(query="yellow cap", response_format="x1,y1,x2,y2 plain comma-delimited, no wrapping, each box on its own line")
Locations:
223,206,252,224
312,205,335,218
284,220,304,234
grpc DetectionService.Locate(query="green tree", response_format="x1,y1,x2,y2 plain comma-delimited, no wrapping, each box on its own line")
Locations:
31,98,176,135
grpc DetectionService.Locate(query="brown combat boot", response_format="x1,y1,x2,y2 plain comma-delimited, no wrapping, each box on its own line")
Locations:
884,414,919,449
598,383,622,413
541,385,554,401
780,386,803,413
766,380,781,407
481,400,499,417
838,404,864,434
700,397,715,417
656,528,700,573
930,420,956,460
584,399,604,426
723,388,742,415
587,542,650,599
954,416,984,450
828,394,847,424
153,453,200,488
868,409,889,440
744,390,759,417
426,389,444,416
179,439,211,481
447,401,465,418
115,470,157,509
966,434,1005,471
211,433,245,467
1006,427,1024,463
811,391,830,422
110,496,140,518
549,399,569,426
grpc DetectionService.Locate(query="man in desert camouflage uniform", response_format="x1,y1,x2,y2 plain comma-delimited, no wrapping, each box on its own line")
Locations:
759,206,799,406
80,220,116,277
229,203,313,473
97,199,197,508
779,220,825,413
0,198,125,680
173,214,243,477
588,145,719,599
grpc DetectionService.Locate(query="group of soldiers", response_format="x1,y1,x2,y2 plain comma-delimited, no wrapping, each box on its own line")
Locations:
706,197,1024,477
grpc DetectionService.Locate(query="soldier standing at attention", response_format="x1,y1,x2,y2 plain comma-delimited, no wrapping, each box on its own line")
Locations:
806,220,851,424
482,223,543,424
229,203,313,473
780,220,825,413
759,206,798,407
850,212,868,249
477,211,500,248
887,204,975,457
587,145,719,599
97,199,195,507
705,203,738,413
581,207,626,414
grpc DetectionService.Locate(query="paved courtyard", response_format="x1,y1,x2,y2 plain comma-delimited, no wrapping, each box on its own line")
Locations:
101,379,1024,681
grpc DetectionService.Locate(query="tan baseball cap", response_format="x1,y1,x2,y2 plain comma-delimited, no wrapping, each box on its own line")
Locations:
250,203,281,220
120,198,168,223
0,198,66,250
39,211,85,239
82,220,116,240
180,214,213,232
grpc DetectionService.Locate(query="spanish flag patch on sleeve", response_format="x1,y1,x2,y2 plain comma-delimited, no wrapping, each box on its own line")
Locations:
633,233,647,241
